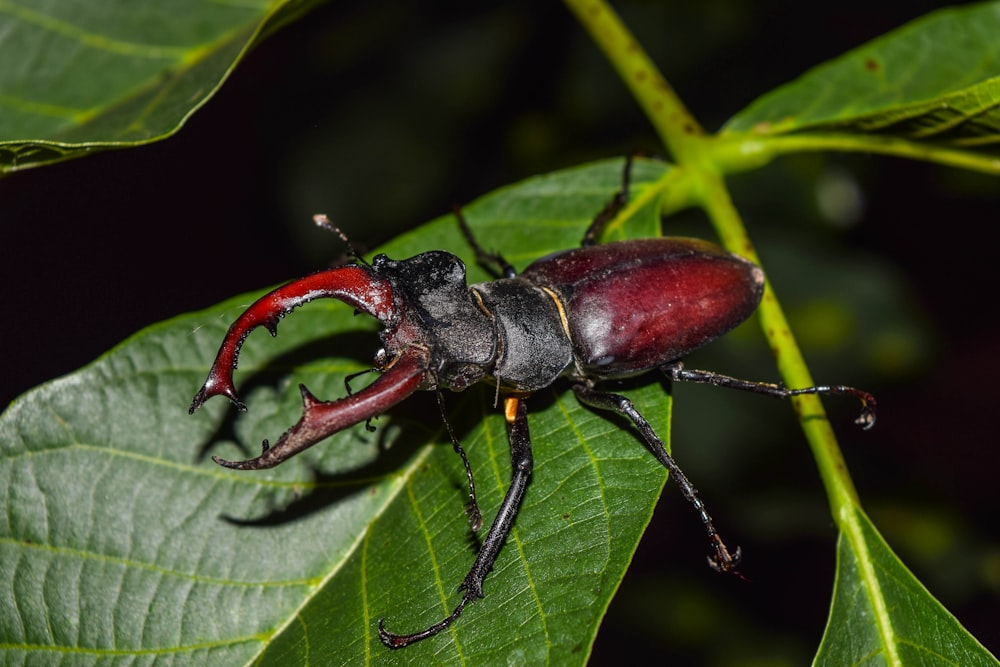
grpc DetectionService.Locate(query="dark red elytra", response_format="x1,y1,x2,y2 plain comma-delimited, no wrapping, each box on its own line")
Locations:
521,237,763,377
190,157,875,648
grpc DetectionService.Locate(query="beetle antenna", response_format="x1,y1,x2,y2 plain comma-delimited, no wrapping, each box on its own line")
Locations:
313,213,368,264
454,207,517,279
663,362,877,430
437,391,483,532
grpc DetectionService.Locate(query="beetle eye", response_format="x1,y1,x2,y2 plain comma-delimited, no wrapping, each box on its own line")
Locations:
374,348,389,367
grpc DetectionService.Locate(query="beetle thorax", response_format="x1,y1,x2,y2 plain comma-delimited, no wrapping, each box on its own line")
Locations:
470,278,574,392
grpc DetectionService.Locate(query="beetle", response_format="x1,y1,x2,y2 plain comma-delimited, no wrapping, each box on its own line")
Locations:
189,157,875,647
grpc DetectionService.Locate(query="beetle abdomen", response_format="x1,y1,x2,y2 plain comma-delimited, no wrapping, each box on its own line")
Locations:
521,238,764,379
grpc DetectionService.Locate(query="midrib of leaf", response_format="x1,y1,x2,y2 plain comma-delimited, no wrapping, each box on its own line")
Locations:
479,391,549,657
8,438,378,492
713,132,1000,177
0,537,318,589
400,459,471,660
360,528,374,665
839,508,901,665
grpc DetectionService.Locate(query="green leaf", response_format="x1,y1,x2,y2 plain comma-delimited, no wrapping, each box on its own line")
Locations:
0,0,324,173
815,509,997,666
723,2,1000,146
0,159,679,665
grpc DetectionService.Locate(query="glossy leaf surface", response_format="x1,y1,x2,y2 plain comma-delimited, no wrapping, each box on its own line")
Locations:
0,0,322,172
724,2,1000,147
0,160,677,665
815,509,995,666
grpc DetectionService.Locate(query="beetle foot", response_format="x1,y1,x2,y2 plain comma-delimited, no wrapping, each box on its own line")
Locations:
377,593,472,648
465,500,483,533
707,538,743,575
854,394,878,430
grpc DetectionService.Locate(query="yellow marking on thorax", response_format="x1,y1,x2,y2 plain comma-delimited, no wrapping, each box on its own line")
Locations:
539,286,572,341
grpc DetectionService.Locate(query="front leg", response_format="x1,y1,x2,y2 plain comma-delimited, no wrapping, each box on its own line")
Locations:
378,396,534,647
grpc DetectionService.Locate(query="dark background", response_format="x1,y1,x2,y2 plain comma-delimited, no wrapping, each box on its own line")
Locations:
2,1,998,663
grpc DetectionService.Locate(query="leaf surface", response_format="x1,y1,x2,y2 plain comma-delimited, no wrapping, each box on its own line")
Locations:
0,0,322,172
3,157,994,665
724,2,1000,148
815,509,997,667
0,159,677,665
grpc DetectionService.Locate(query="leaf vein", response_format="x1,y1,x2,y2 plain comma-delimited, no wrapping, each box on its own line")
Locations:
0,2,190,59
0,536,318,588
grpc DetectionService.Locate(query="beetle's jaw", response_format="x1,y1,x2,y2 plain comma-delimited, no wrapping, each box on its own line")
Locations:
189,264,397,414
211,345,432,470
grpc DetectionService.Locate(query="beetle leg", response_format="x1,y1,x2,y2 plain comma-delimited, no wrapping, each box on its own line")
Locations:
436,391,483,532
663,361,877,430
454,207,517,279
378,396,533,648
581,155,634,247
573,381,742,574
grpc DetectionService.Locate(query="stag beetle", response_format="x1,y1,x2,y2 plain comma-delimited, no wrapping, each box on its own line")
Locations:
190,157,876,648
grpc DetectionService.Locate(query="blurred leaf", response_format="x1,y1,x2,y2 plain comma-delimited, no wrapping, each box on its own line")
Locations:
815,509,997,666
0,159,683,665
724,2,1000,148
0,0,325,173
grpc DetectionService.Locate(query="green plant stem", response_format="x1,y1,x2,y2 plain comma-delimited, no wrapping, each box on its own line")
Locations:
715,132,1000,176
698,179,860,511
701,163,896,663
566,4,916,660
565,0,862,518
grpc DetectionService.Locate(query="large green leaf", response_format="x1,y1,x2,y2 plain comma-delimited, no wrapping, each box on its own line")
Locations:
815,509,995,666
0,159,678,665
723,2,1000,146
3,158,995,665
0,0,324,173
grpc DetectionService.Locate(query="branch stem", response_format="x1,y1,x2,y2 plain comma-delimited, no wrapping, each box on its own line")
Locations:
565,0,862,518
